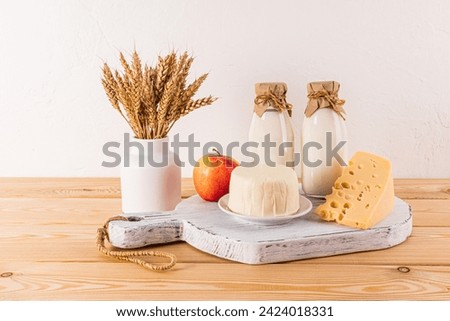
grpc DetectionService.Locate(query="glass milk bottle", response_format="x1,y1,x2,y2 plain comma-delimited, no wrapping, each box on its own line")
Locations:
301,81,347,197
249,83,295,167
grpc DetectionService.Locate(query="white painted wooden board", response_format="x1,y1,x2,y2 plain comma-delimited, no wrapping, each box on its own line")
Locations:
108,195,412,264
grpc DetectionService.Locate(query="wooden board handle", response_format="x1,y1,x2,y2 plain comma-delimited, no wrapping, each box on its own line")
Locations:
109,213,183,249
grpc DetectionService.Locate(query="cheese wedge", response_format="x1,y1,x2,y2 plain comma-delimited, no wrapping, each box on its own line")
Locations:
228,165,299,217
315,151,395,229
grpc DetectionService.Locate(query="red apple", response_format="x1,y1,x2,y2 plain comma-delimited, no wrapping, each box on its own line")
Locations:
193,149,239,202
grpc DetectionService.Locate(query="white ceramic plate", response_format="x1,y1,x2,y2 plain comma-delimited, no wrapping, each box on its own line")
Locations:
218,193,313,225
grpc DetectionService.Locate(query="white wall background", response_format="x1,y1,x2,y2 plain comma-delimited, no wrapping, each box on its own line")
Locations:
0,0,449,178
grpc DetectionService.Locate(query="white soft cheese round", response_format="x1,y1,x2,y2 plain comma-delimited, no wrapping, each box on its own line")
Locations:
228,165,300,217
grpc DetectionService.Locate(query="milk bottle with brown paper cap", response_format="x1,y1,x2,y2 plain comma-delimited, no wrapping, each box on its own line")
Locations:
301,81,348,197
249,83,295,168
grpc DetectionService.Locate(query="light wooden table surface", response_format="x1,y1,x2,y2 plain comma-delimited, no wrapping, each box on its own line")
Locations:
1,178,449,300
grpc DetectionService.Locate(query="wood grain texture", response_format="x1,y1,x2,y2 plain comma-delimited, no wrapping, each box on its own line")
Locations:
1,227,449,265
394,179,450,200
0,178,121,199
1,262,449,300
1,178,449,199
0,178,449,300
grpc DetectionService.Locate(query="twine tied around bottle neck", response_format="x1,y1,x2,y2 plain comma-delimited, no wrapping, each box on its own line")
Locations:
254,83,292,117
96,216,177,271
305,81,346,120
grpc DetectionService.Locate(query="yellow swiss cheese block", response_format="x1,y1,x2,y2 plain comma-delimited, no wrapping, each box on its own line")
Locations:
315,151,395,229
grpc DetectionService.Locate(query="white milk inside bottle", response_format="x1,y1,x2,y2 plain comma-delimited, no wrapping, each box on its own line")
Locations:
301,81,348,197
248,83,294,168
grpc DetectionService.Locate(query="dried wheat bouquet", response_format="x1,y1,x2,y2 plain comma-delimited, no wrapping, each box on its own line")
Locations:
101,50,217,139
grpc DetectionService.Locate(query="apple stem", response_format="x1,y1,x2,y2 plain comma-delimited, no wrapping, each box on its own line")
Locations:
212,148,222,156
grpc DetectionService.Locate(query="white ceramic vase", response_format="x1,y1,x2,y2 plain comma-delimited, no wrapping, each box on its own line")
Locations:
120,136,181,213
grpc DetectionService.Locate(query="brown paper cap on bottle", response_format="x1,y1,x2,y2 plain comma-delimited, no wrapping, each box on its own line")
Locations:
305,81,346,119
254,82,292,117
255,82,287,95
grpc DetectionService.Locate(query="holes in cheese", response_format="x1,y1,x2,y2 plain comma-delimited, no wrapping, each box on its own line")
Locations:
315,151,395,230
341,182,350,189
330,201,339,208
